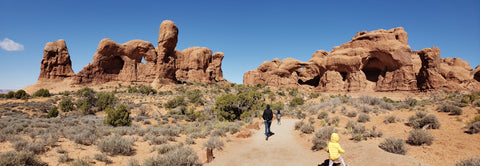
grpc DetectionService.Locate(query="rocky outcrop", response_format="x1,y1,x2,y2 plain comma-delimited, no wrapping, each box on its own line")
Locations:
474,66,480,82
38,39,75,80
175,47,224,83
74,39,157,84
244,27,478,92
35,20,225,88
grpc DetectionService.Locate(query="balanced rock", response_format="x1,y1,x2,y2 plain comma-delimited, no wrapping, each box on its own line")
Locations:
38,39,75,80
153,20,179,85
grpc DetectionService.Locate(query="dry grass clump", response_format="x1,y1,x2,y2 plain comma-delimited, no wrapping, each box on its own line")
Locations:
311,126,337,151
379,137,407,155
71,157,91,166
93,153,111,164
57,153,71,163
203,136,224,151
437,102,463,115
468,122,480,134
357,113,370,123
346,110,357,117
300,123,315,134
407,129,434,146
408,112,441,129
294,121,305,130
317,111,329,120
155,143,179,154
97,135,134,156
143,146,198,166
384,116,401,124
0,151,45,166
455,158,480,166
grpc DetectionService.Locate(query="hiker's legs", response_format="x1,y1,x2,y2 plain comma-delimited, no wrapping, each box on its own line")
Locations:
328,159,333,166
338,157,346,166
264,120,269,136
267,121,272,133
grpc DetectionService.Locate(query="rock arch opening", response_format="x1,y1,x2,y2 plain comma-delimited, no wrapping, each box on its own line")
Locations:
298,75,320,87
362,57,385,82
340,72,347,81
103,56,124,74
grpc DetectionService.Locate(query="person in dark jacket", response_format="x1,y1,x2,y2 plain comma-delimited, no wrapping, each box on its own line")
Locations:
263,104,273,140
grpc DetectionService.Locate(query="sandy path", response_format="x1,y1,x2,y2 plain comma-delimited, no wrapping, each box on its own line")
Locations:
206,119,320,166
206,118,427,166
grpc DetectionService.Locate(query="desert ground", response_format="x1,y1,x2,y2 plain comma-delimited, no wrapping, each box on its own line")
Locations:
1,83,479,166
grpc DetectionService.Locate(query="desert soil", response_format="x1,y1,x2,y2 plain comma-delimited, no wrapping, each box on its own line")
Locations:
206,118,426,166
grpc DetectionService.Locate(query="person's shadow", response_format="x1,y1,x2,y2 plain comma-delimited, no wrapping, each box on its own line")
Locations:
318,159,341,166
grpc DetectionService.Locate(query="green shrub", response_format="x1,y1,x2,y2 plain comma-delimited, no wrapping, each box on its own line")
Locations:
103,104,131,127
456,158,480,166
404,97,418,107
311,126,336,151
187,89,204,106
46,106,59,118
270,101,284,112
214,90,264,121
0,151,45,166
408,112,441,129
164,96,186,109
34,88,51,97
76,98,93,115
407,129,434,146
5,91,15,99
138,85,156,95
14,90,28,99
310,93,321,99
290,97,305,107
357,113,370,123
59,98,74,112
97,135,134,156
379,137,407,155
96,92,116,111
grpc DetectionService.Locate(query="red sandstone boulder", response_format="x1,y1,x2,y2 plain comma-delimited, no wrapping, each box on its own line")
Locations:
416,47,447,90
38,39,75,80
474,65,480,82
175,47,224,83
153,20,179,85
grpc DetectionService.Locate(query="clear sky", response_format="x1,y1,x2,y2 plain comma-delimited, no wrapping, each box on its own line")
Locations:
0,0,479,90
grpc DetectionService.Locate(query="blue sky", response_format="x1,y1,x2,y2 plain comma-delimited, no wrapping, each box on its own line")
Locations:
0,0,479,90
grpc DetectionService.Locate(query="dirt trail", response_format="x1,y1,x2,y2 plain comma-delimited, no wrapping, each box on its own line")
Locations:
206,119,320,166
206,119,427,166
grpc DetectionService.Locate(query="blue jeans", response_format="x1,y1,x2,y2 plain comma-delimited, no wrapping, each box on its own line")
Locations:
264,120,271,136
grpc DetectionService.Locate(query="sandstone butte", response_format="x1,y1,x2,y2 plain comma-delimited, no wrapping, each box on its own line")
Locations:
244,27,480,92
25,23,480,93
24,20,226,93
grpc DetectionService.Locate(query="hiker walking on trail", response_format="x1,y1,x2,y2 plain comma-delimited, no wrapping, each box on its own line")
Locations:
262,104,273,140
276,110,281,125
326,133,347,166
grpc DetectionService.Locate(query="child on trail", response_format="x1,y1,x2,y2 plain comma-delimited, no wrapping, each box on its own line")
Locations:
326,133,347,166
276,110,281,125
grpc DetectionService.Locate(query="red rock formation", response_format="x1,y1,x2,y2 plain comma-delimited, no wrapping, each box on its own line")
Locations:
75,39,157,84
244,27,477,92
34,20,225,89
474,65,480,82
38,39,75,80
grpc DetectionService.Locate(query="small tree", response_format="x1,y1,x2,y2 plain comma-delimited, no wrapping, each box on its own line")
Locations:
34,88,51,97
14,90,28,99
96,92,116,111
59,98,74,112
290,97,305,107
103,104,131,127
46,106,59,118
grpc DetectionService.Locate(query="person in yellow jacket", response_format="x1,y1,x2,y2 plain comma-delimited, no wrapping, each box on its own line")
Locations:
326,133,347,166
